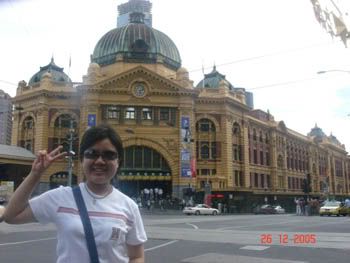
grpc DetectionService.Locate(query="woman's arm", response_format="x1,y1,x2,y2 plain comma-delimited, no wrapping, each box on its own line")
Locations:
2,146,66,224
128,244,145,263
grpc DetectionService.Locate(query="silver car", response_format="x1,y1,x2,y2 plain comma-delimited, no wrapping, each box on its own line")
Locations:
183,204,220,215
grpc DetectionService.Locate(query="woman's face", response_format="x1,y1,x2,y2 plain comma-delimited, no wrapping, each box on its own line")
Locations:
82,138,119,186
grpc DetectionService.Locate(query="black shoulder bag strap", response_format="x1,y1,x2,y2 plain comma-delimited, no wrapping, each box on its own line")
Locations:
72,186,100,263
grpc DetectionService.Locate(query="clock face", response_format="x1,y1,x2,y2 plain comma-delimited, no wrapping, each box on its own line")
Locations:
134,84,145,97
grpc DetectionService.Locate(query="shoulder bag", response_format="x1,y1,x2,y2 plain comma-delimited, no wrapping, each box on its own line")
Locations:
72,186,100,263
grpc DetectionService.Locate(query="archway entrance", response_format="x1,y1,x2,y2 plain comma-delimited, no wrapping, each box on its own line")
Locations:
118,146,172,198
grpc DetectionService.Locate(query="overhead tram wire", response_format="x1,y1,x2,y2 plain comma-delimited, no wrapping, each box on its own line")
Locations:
247,77,319,91
166,39,342,80
0,80,17,86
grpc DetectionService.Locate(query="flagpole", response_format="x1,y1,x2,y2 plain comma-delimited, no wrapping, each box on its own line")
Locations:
68,54,72,81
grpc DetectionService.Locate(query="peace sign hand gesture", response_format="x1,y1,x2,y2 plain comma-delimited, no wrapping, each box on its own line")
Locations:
31,146,67,177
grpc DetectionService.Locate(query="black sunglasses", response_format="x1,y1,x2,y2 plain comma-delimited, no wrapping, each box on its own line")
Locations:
83,149,119,161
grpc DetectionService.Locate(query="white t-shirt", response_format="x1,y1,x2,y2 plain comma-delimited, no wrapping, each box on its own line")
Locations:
29,183,147,263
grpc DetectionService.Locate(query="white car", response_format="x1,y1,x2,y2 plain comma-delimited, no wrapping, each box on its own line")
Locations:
273,205,286,214
183,204,220,215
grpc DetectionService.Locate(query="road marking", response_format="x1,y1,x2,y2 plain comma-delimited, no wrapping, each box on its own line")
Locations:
145,240,178,252
216,219,306,231
182,253,308,263
0,237,56,247
240,245,270,251
186,223,199,229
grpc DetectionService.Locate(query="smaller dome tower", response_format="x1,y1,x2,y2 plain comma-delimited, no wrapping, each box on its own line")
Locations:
28,58,72,86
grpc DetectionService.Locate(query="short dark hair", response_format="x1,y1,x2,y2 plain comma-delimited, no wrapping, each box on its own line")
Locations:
79,124,124,165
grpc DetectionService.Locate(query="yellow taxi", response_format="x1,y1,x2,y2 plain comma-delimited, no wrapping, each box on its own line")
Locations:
319,201,350,216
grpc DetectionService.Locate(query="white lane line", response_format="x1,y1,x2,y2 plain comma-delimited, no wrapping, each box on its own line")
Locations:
0,237,56,247
240,245,270,251
217,219,306,231
186,223,199,229
145,240,178,252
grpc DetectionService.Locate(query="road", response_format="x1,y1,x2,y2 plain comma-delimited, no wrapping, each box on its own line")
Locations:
1,212,350,262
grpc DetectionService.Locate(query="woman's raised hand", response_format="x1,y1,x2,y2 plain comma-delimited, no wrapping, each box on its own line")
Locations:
31,146,67,177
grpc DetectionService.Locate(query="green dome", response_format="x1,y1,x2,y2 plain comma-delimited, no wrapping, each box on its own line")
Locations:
29,58,71,86
308,124,326,138
196,66,234,89
91,13,181,70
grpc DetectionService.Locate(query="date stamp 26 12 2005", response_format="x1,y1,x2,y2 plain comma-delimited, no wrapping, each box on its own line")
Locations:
260,233,317,245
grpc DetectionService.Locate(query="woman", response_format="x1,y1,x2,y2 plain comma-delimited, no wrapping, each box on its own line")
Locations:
2,124,147,263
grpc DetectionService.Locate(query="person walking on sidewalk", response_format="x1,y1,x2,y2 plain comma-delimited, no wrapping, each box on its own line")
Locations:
2,124,147,263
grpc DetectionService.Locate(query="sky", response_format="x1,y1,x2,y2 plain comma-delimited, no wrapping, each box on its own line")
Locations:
0,0,349,151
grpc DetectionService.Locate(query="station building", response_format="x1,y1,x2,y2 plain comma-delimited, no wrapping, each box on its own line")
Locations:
11,0,350,211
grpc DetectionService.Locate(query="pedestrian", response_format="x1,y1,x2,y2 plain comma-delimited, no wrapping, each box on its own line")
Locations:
295,198,301,216
2,124,147,263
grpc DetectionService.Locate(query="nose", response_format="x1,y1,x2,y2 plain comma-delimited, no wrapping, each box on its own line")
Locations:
94,155,105,163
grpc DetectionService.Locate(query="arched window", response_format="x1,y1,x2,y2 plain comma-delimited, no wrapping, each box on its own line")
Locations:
196,118,219,160
277,155,284,168
196,118,216,132
232,122,240,135
259,131,263,142
253,129,257,141
200,143,210,159
20,116,35,152
121,146,171,176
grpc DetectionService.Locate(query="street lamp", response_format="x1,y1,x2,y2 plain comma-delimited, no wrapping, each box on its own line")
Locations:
64,118,78,187
317,69,350,74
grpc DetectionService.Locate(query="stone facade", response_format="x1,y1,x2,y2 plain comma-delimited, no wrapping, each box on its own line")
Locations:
10,1,350,211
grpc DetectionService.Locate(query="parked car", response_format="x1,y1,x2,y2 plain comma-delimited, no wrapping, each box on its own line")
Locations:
183,204,220,215
273,205,286,214
253,204,277,214
319,201,349,216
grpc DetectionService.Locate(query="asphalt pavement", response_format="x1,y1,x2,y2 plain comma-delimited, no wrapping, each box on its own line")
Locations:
1,212,350,263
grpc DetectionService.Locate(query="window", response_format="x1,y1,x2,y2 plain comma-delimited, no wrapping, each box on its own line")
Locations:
233,122,240,134
211,142,217,159
234,170,239,186
160,108,170,121
121,146,170,175
107,106,120,119
23,116,34,130
266,152,270,166
196,119,216,132
277,155,284,168
142,107,152,120
253,129,257,141
260,151,264,165
254,173,259,187
259,131,263,142
253,149,257,164
233,144,242,161
25,119,33,129
200,142,209,159
54,114,77,128
125,107,135,119
261,174,265,188
201,169,210,175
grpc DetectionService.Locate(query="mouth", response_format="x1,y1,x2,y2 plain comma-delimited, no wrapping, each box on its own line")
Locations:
91,167,107,174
